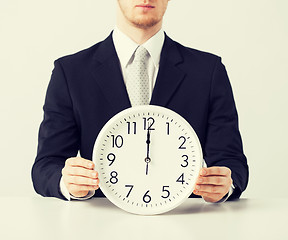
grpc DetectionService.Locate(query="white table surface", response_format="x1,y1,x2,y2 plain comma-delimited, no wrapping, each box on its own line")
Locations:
1,196,287,240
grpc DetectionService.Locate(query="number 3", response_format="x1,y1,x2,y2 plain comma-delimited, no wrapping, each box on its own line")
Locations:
181,155,189,167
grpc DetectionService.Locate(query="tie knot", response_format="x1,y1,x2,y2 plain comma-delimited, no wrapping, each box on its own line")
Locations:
134,46,149,63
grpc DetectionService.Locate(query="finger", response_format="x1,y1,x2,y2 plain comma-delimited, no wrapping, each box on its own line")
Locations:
66,157,94,169
200,167,231,177
64,167,98,179
194,184,227,194
68,183,99,192
198,191,224,203
66,175,99,186
197,176,231,186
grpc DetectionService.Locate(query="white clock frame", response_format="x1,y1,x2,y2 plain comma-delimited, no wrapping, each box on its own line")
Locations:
93,105,203,215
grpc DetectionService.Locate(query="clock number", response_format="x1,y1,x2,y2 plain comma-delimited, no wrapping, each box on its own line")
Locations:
127,122,136,134
181,155,189,167
166,122,170,135
109,171,118,184
111,135,123,148
176,173,185,184
125,185,134,198
143,117,155,130
143,190,152,203
107,153,116,166
178,136,186,149
161,186,170,199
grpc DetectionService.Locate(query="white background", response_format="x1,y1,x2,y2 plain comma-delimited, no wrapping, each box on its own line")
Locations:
0,0,287,199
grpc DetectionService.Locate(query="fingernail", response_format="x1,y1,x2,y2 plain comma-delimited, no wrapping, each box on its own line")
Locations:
93,180,98,184
196,185,200,190
201,169,206,175
197,178,203,183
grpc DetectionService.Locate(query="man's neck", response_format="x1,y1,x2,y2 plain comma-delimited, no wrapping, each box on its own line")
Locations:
116,18,162,45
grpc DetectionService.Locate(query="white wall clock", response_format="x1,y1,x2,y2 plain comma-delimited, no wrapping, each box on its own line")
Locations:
93,105,203,215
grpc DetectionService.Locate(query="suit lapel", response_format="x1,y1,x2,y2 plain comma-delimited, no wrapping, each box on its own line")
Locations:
90,33,185,112
90,33,131,113
150,35,186,107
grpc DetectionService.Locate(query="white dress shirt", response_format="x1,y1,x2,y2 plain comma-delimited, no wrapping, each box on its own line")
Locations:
60,27,233,202
113,26,165,102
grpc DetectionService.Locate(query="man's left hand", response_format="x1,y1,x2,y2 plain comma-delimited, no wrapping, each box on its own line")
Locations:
193,167,232,203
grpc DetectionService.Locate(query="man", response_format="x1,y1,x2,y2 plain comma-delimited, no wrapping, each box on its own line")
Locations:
32,0,248,203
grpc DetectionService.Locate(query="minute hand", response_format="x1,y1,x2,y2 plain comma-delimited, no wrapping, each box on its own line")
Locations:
145,128,151,175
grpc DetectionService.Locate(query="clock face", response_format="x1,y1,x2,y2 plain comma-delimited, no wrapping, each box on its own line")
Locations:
93,105,203,215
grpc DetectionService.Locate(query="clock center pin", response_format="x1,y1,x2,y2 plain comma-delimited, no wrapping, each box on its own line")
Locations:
145,157,151,163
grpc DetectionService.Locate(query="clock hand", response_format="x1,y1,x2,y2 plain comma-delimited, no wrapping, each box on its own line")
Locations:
145,126,151,175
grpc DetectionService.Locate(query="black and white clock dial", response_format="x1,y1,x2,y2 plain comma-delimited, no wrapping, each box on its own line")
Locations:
93,105,203,215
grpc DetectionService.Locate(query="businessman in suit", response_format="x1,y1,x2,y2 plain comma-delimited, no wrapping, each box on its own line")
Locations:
32,0,248,203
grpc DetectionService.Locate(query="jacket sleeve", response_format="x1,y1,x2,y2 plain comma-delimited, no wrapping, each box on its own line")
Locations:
204,58,249,200
32,60,80,200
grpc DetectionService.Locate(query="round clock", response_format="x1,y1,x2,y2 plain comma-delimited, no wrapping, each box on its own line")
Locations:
93,105,203,215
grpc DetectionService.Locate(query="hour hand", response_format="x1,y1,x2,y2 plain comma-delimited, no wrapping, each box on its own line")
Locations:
146,127,151,146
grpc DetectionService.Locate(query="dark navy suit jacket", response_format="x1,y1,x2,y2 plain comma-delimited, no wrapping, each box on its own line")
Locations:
32,33,248,200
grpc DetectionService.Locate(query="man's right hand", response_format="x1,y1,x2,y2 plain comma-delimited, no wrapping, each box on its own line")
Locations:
61,157,99,198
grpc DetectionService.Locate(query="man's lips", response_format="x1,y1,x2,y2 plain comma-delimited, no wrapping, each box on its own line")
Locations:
135,5,155,9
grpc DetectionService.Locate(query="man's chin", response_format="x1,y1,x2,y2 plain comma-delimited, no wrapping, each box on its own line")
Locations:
132,17,160,29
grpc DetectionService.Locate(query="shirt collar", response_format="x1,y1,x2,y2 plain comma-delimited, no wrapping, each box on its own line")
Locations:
112,27,165,68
